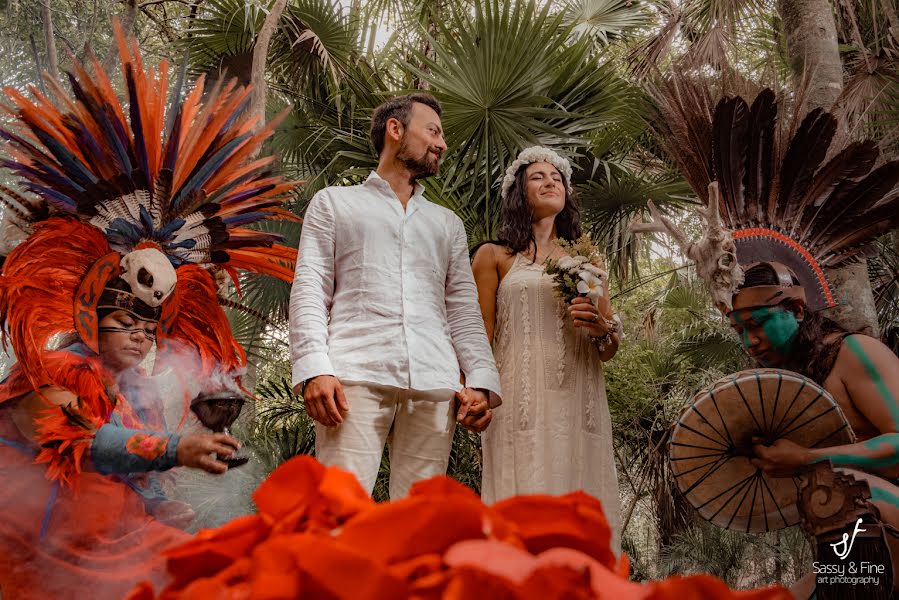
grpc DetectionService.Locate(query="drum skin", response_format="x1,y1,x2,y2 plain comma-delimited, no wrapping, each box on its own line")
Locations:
669,368,855,533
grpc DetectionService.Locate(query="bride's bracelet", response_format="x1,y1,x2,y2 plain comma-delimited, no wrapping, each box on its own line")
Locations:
590,332,613,352
590,314,620,352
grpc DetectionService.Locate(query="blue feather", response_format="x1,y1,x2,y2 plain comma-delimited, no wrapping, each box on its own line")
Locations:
170,132,252,210
168,238,197,249
0,129,57,166
161,108,182,180
139,204,155,234
202,168,269,206
0,158,86,196
67,73,133,177
125,65,151,192
25,184,77,212
30,128,98,188
68,119,108,169
222,211,268,226
158,217,186,239
220,184,277,206
93,104,134,175
107,217,144,244
165,54,189,140
107,105,137,176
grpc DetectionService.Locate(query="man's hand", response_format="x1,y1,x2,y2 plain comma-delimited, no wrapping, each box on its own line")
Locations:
176,432,240,474
455,388,493,433
303,375,349,427
751,438,815,478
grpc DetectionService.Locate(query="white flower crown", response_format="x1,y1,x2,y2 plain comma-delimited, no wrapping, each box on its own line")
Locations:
501,146,573,200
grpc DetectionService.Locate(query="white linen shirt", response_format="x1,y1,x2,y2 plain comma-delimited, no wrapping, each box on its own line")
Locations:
289,171,502,406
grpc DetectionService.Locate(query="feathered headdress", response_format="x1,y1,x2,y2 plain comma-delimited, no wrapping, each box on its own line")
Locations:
0,26,299,484
633,77,899,313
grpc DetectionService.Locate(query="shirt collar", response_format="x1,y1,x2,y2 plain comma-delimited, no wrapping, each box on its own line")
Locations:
365,171,426,204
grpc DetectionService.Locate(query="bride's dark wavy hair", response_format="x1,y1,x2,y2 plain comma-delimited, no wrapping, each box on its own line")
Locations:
497,163,582,261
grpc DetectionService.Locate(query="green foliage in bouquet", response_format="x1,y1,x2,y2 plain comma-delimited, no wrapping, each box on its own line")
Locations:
544,234,608,305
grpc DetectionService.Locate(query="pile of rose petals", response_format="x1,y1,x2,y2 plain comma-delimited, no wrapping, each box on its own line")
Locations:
129,456,791,600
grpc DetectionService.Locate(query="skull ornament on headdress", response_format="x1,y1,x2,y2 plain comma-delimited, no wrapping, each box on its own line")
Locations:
118,248,178,308
0,25,300,484
631,183,744,312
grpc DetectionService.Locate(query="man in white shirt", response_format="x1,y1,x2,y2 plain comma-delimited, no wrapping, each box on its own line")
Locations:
289,93,502,498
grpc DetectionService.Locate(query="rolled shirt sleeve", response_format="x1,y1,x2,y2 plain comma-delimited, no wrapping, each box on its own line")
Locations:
444,215,503,407
289,191,337,389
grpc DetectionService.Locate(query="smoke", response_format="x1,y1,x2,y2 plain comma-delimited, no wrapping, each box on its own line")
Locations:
0,335,261,597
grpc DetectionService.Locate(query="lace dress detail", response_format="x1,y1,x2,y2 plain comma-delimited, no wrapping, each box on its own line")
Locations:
482,253,621,548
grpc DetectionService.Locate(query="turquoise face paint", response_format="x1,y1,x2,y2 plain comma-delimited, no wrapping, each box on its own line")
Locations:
846,336,899,427
751,307,799,354
731,307,799,366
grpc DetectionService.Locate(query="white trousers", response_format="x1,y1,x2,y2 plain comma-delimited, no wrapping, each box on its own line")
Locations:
314,383,456,499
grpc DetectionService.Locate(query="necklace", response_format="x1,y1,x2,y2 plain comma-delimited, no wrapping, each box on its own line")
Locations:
533,245,563,265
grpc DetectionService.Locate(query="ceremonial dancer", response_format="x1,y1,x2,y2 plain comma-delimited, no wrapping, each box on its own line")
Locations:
0,28,296,598
635,80,899,599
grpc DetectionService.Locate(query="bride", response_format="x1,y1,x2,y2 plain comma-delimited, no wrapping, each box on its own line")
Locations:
471,146,622,545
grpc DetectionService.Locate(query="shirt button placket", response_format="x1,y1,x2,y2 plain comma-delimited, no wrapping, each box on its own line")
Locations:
399,219,412,388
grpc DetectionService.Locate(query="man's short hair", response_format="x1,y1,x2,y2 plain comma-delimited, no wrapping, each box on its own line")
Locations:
370,93,442,157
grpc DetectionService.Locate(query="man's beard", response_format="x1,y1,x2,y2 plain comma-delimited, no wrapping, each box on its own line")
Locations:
397,139,439,180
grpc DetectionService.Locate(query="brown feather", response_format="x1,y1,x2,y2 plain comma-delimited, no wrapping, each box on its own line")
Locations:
811,161,899,258
794,140,879,240
711,95,749,225
777,108,836,227
744,89,776,226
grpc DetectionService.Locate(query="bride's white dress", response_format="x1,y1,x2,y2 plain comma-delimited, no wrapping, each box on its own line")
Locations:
481,253,621,544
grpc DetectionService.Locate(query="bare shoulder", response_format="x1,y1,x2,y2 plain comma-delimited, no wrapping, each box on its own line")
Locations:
840,334,898,367
472,243,501,265
472,243,515,279
833,334,899,385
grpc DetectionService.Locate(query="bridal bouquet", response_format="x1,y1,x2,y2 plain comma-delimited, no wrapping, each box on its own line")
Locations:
544,234,608,304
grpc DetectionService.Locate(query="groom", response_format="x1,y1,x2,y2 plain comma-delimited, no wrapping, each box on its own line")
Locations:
289,93,501,498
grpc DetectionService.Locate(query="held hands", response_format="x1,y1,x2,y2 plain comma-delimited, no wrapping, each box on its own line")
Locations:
454,388,493,433
568,296,612,338
750,437,815,478
302,375,349,427
176,432,241,475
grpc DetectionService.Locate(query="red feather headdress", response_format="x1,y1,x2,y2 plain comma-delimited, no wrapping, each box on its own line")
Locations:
0,25,299,484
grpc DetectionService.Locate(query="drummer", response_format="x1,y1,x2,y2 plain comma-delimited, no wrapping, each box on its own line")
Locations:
728,261,899,595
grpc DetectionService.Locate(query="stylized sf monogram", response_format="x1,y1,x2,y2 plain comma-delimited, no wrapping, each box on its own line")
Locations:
830,518,866,560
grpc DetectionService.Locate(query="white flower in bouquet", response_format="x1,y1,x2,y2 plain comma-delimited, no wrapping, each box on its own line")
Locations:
556,256,578,270
581,263,605,278
577,271,604,300
543,235,608,305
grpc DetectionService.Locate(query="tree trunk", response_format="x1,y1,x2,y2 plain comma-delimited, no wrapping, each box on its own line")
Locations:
778,0,880,334
249,0,289,135
778,0,842,111
40,0,59,80
414,0,441,90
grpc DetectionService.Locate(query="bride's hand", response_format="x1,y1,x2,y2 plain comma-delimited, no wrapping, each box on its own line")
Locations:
568,297,611,337
454,389,493,433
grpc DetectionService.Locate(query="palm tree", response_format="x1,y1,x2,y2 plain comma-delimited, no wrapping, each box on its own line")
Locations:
176,0,681,496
